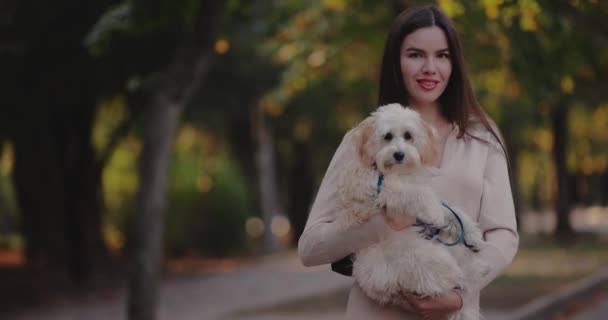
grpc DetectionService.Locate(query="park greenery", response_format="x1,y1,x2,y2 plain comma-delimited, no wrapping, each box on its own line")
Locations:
0,0,607,318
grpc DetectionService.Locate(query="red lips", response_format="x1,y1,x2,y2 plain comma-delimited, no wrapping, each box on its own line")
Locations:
416,78,439,90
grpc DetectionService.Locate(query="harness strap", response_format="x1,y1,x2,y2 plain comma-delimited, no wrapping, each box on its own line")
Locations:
376,173,469,249
376,174,384,195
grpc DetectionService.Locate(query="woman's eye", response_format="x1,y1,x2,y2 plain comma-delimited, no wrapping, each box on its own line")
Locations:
384,132,393,141
404,132,412,140
438,53,450,59
408,53,422,58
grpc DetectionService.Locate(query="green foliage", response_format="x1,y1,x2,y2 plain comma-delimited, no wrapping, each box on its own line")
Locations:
0,142,19,249
164,127,251,257
198,158,251,256
164,149,203,255
98,118,253,256
6,0,608,262
259,0,395,116
95,98,140,237
129,0,200,29
103,140,140,229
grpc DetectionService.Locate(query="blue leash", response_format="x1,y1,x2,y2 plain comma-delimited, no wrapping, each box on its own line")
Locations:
434,202,465,246
376,174,467,248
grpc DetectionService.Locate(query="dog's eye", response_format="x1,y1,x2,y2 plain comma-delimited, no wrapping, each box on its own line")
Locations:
404,132,412,140
384,132,393,141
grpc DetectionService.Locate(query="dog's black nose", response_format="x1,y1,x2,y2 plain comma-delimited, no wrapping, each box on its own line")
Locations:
393,152,405,162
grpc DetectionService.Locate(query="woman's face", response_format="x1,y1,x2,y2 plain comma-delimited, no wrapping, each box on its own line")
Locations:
400,26,452,109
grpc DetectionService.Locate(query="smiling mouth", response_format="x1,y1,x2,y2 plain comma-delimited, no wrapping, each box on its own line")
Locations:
417,80,438,90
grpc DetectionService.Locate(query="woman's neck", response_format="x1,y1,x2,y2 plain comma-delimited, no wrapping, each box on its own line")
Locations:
408,102,448,127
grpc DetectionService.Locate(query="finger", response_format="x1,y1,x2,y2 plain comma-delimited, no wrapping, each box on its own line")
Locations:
381,211,393,223
402,291,424,299
401,292,422,311
404,292,429,304
401,291,418,303
415,299,429,311
412,296,436,313
401,293,415,307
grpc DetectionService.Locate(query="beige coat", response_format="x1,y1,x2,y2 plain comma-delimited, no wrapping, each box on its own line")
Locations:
298,123,519,319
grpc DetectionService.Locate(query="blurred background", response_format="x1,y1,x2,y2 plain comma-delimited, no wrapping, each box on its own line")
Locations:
1,0,608,319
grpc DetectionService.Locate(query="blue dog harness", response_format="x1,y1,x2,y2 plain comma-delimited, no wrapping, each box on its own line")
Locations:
376,173,470,249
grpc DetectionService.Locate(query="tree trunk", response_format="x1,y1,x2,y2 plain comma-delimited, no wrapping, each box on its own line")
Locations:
61,107,109,282
126,25,215,320
552,102,574,238
4,0,115,283
12,119,67,274
12,90,108,283
127,98,182,320
253,108,282,253
126,1,220,318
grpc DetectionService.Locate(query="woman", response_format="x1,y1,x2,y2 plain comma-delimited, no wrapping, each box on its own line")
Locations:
298,4,519,320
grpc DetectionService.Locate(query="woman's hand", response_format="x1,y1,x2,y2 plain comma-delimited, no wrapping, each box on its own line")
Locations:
380,207,417,231
402,290,463,320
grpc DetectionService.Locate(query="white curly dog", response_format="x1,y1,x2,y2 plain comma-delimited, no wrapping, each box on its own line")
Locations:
335,103,489,320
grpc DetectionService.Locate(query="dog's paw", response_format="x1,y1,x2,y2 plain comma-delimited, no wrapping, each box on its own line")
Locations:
464,240,481,252
462,226,484,252
462,234,483,252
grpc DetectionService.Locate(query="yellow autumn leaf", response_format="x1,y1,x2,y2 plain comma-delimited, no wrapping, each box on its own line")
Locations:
214,38,230,55
307,48,326,67
323,0,346,12
534,128,553,151
582,156,594,175
437,0,465,17
518,0,541,31
569,107,587,138
0,142,14,177
293,117,313,142
561,75,575,94
591,105,608,142
481,0,504,19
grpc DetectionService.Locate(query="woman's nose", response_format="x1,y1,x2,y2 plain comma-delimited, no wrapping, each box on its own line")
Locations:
422,58,437,74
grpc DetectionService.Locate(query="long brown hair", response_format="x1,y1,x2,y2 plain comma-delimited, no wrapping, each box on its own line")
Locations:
378,4,508,157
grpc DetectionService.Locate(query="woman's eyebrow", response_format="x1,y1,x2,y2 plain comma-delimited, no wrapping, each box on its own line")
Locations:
404,47,425,53
404,47,449,53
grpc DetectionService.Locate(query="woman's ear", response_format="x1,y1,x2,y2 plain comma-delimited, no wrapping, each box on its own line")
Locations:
355,117,376,166
420,122,439,166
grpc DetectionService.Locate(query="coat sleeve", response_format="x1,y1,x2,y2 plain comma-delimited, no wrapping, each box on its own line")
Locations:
298,130,388,267
474,141,519,290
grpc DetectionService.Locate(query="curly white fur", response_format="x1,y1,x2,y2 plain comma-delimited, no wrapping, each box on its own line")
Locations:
335,103,489,320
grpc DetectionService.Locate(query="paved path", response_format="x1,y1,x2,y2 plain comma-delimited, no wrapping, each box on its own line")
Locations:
5,251,348,320
573,301,608,320
570,285,608,320
4,250,511,320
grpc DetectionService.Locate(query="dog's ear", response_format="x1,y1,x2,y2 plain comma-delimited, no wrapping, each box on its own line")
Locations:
355,116,376,166
420,121,439,166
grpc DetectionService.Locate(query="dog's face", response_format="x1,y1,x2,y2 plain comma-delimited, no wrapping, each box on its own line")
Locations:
356,103,438,174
